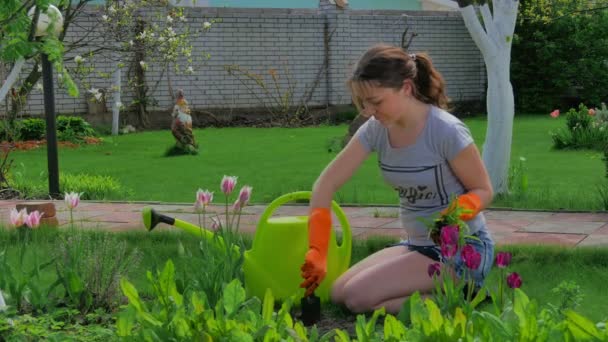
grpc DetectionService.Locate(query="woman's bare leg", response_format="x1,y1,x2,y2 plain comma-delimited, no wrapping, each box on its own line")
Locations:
338,251,438,314
331,246,411,304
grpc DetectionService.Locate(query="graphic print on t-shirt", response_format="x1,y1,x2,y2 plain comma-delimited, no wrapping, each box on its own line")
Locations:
380,162,450,211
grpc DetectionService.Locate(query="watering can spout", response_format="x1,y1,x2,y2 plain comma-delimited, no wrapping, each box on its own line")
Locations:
142,207,175,231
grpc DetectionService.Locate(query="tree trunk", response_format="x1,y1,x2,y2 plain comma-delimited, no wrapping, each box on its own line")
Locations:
459,0,519,194
483,58,514,194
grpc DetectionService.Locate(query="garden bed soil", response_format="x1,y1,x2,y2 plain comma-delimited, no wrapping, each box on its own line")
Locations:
0,137,102,151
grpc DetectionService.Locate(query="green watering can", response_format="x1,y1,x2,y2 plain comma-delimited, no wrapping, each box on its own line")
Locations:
142,191,352,303
243,191,352,303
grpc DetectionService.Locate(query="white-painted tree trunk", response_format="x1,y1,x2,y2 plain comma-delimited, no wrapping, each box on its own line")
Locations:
0,290,6,310
459,0,519,194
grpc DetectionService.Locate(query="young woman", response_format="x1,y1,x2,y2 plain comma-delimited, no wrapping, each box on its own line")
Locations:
300,44,495,314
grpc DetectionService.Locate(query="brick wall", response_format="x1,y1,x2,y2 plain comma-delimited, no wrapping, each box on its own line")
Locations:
1,2,485,122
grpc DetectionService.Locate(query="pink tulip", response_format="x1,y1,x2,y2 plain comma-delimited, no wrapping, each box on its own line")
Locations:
507,272,522,289
461,244,481,270
496,251,512,268
441,243,458,259
550,109,560,118
196,189,213,206
427,263,441,278
440,225,459,246
232,199,241,212
238,186,252,206
64,192,82,209
9,208,28,227
440,225,459,258
194,200,204,212
25,211,44,229
589,108,596,116
220,176,237,195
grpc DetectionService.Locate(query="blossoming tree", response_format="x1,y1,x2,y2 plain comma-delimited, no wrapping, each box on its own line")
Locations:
1,0,211,129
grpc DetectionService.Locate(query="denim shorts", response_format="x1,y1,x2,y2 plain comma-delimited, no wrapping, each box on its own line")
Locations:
392,228,495,289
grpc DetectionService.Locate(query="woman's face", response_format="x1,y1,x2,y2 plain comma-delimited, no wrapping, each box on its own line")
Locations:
358,82,412,127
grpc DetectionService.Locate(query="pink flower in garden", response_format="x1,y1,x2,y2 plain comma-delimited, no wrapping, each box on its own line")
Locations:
25,211,44,229
64,192,82,209
9,208,28,227
220,176,237,195
194,200,204,212
496,251,512,268
550,109,560,118
461,244,481,270
589,108,596,116
507,272,522,289
441,225,459,245
440,225,459,258
427,263,441,278
238,186,253,206
232,199,241,212
196,189,213,206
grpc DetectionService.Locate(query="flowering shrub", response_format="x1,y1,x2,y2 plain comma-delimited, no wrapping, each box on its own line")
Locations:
551,103,608,151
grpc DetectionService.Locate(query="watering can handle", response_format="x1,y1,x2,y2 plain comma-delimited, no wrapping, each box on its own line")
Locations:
256,191,352,251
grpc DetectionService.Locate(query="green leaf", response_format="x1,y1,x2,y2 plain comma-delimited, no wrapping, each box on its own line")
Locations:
192,292,206,315
470,286,487,309
366,307,385,335
565,310,603,340
453,307,467,337
334,329,351,341
262,288,274,323
383,314,407,340
66,270,85,297
513,288,530,322
293,321,308,340
120,278,143,312
424,299,443,333
407,292,426,329
223,279,246,316
472,311,512,340
397,296,412,325
116,306,136,337
355,314,367,340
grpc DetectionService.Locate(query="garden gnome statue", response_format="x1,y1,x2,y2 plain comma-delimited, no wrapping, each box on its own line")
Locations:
171,89,198,154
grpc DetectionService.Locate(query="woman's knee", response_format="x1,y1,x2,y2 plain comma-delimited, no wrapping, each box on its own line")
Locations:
330,276,348,303
341,281,375,313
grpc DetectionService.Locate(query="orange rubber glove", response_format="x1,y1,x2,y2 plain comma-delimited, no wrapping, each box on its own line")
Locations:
442,192,482,221
300,207,331,297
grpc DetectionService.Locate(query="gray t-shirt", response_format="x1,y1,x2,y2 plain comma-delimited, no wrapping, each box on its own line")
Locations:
355,105,488,246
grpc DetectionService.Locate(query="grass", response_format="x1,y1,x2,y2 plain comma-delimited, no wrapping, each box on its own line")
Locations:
1,228,607,323
7,115,606,210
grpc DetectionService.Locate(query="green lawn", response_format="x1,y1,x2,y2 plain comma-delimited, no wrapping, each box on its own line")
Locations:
8,115,606,210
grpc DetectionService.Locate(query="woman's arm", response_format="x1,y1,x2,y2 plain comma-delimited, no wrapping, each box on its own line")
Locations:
310,137,371,209
448,143,494,209
301,136,370,296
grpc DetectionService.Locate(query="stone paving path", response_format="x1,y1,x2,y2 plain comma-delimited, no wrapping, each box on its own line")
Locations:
2,200,608,247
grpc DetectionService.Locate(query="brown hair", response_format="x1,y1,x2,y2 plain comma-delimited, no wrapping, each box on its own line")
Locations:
348,44,449,110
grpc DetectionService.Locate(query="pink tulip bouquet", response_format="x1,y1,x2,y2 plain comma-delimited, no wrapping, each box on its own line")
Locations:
425,197,523,315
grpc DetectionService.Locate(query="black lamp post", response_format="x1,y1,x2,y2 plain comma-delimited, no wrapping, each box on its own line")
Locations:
41,54,59,198
32,5,63,199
